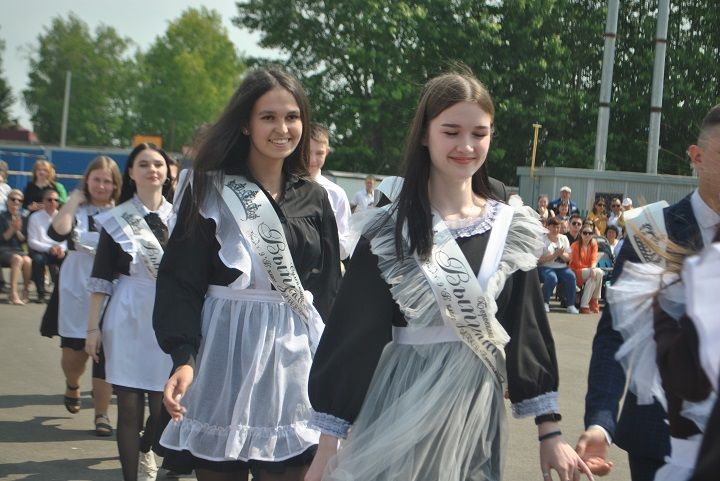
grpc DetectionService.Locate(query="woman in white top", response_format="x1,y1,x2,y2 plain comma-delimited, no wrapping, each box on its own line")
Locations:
86,143,174,481
538,216,580,314
49,156,121,435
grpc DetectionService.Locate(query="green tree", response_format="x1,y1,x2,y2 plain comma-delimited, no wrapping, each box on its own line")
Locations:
135,7,244,151
0,36,16,128
23,14,136,146
235,0,499,174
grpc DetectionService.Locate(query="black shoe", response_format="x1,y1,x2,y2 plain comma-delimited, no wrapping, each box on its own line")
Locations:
36,294,46,304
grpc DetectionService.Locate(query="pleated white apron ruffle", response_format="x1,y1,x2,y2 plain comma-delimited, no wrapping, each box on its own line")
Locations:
160,286,320,462
57,250,94,339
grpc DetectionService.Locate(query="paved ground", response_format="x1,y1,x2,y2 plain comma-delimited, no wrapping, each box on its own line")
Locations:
0,291,630,481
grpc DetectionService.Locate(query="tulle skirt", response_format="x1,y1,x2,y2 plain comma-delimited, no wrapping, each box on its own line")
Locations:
160,286,320,462
324,341,506,481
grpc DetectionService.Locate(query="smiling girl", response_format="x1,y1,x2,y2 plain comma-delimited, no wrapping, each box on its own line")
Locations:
306,70,592,481
85,143,174,481
154,67,341,481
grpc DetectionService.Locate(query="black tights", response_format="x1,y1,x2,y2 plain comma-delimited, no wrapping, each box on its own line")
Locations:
195,464,309,481
116,390,163,481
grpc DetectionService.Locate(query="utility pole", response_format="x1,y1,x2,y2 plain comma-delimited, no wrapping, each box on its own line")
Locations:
594,0,620,171
646,0,670,174
60,71,71,148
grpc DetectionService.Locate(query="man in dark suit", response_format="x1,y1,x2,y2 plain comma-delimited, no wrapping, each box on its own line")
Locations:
576,103,720,481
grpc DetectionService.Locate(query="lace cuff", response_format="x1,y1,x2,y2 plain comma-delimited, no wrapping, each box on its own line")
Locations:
87,277,113,295
511,391,559,418
309,411,351,439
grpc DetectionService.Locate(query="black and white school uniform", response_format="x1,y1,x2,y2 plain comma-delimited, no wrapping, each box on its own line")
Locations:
154,171,341,464
88,195,173,392
49,204,111,341
309,200,560,481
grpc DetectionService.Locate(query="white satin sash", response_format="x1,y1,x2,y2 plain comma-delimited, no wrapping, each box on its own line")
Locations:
415,206,513,385
111,201,164,278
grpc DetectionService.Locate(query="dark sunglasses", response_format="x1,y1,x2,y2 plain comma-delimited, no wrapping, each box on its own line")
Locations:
44,198,60,203
582,231,594,235
9,197,23,203
571,221,582,226
611,204,621,207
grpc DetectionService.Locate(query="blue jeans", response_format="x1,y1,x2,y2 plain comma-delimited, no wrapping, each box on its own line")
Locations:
538,266,577,304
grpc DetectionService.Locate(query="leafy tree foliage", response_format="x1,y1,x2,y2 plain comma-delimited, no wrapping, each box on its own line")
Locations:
135,7,245,151
23,14,136,146
0,36,16,128
236,0,719,181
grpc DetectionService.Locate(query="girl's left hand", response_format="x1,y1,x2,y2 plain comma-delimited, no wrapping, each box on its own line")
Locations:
540,436,594,481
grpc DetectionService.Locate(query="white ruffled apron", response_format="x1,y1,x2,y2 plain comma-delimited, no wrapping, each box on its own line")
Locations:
103,273,172,391
159,285,321,462
324,202,545,481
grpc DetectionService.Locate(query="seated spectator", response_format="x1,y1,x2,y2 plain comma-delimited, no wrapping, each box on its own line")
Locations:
605,225,623,258
548,185,579,215
538,217,579,314
622,197,633,210
0,160,11,213
536,194,554,221
555,200,571,231
607,197,625,235
566,213,583,244
569,225,604,314
586,197,608,235
0,189,32,305
23,159,67,212
27,188,66,302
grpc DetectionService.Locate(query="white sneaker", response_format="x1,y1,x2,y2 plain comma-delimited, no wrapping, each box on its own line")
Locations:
566,305,580,315
138,450,158,481
544,303,550,313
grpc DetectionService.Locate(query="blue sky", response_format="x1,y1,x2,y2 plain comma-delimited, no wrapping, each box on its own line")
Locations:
1,1,281,128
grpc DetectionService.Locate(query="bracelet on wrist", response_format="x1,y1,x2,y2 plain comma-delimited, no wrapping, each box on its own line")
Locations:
538,430,562,442
87,328,99,333
535,413,562,425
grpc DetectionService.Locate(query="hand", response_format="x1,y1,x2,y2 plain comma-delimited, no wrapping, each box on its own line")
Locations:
56,248,66,259
163,365,194,421
29,201,42,211
575,427,613,476
540,436,594,481
85,330,102,363
305,434,339,481
69,189,87,204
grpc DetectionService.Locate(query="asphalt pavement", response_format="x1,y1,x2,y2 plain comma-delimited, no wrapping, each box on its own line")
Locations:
0,290,630,481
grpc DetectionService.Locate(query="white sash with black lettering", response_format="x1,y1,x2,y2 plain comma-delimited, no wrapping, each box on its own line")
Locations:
221,175,311,322
416,212,509,386
624,201,670,267
111,201,164,278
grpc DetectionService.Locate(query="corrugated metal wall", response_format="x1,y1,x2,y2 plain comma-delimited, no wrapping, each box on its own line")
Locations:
518,166,697,215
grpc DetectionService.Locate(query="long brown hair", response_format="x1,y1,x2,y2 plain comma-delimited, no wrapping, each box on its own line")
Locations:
394,69,499,260
183,66,311,228
81,156,122,204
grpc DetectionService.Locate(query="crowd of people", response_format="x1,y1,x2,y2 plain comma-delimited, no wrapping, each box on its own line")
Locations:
1,66,718,481
534,187,634,314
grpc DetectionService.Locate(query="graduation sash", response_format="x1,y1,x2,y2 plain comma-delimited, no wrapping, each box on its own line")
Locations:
111,201,164,278
624,201,669,267
415,208,513,386
221,175,311,322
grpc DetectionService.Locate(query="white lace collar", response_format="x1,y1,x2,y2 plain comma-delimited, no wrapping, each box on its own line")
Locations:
443,199,501,238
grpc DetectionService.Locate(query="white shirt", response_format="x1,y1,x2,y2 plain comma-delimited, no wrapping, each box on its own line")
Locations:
27,209,67,253
0,183,11,212
352,189,375,212
316,174,352,260
691,189,720,247
540,234,571,269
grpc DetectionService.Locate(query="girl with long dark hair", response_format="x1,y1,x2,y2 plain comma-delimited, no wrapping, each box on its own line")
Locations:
306,70,591,481
85,143,174,481
153,67,341,481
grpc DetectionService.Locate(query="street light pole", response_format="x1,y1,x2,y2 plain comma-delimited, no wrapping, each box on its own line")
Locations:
60,71,71,148
594,0,620,171
646,0,670,174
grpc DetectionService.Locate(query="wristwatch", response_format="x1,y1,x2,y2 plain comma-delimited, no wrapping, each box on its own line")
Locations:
534,413,562,425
